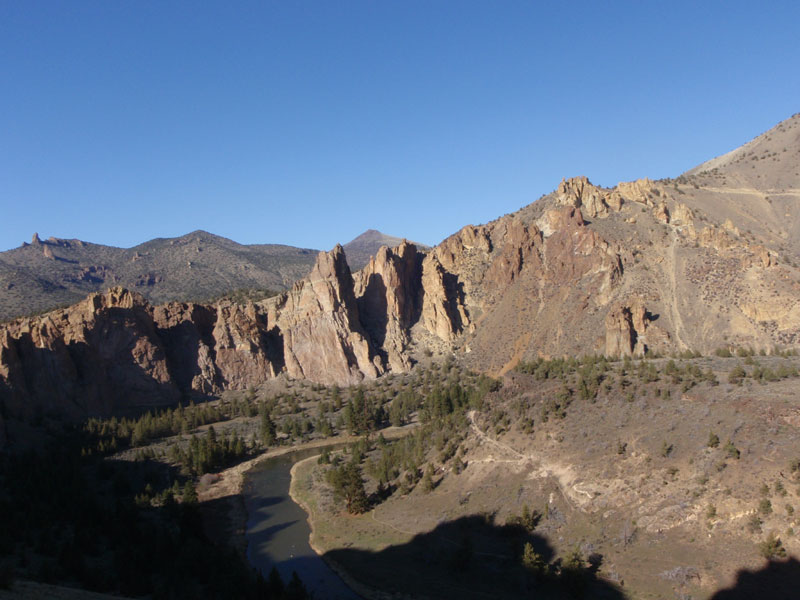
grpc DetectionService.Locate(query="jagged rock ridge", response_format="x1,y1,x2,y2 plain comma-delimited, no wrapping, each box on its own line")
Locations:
0,228,423,321
2,113,800,423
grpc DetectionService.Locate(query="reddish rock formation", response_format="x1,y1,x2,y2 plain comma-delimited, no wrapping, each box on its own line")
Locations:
420,253,469,343
605,297,669,357
2,171,797,426
653,202,670,224
0,288,179,420
556,176,613,218
274,245,382,386
484,218,542,287
605,304,638,357
354,242,421,372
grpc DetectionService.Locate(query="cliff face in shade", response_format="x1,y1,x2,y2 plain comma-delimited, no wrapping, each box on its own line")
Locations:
0,288,179,420
354,242,422,373
4,115,800,425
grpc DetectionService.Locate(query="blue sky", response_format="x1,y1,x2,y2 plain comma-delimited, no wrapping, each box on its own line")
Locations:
1,1,799,252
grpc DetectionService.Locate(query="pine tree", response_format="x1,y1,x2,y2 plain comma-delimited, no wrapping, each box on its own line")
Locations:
285,571,309,600
521,542,547,577
182,480,198,504
422,463,435,493
266,567,284,597
261,409,276,447
328,463,369,514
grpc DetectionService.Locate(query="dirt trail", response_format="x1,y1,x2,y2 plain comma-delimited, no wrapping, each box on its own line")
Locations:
665,234,688,349
698,186,800,196
467,411,590,512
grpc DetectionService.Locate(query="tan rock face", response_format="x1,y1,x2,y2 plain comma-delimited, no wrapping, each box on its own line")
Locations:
3,169,798,422
420,253,470,342
556,176,615,218
212,302,279,388
152,301,219,394
694,225,774,269
435,225,492,271
698,225,736,252
653,202,670,224
354,242,420,372
750,245,773,268
616,178,656,206
153,299,281,394
276,245,382,386
671,202,694,227
604,298,668,356
605,305,638,357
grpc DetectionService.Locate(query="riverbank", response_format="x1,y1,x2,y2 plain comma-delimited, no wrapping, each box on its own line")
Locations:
288,457,416,600
197,425,418,577
199,424,418,505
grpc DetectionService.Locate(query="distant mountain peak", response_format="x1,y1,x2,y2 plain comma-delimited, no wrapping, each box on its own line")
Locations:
348,229,396,242
343,229,428,271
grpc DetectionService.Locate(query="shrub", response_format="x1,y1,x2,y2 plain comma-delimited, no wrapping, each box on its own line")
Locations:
747,514,762,533
759,498,773,515
728,366,746,384
661,441,674,458
724,440,740,459
759,533,787,559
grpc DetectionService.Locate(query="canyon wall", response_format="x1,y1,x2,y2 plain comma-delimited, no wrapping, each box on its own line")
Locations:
2,176,796,421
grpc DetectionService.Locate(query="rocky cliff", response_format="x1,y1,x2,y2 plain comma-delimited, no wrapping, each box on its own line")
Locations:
4,116,800,421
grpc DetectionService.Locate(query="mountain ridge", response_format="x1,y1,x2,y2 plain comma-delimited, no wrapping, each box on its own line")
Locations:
0,228,416,321
2,112,800,423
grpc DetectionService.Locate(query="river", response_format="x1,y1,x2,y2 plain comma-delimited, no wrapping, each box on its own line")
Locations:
243,446,361,600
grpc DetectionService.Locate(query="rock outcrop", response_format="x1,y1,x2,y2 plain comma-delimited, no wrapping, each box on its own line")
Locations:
616,178,656,206
354,242,421,372
152,300,281,395
605,298,669,356
420,253,469,342
653,202,670,224
274,245,382,386
0,288,179,420
555,176,617,218
484,218,542,287
3,164,800,425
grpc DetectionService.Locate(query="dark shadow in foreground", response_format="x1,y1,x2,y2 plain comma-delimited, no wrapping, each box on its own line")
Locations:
323,514,625,599
710,557,800,600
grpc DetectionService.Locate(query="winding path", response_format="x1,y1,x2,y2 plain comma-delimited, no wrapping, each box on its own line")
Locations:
466,411,591,512
666,233,688,350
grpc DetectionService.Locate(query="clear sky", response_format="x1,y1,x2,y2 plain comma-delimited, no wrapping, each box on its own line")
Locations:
1,1,799,252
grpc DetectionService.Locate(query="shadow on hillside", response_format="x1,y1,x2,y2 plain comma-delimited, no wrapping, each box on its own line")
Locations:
709,557,800,600
323,514,625,599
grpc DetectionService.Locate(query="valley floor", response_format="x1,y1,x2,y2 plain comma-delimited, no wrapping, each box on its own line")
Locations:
283,355,800,599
